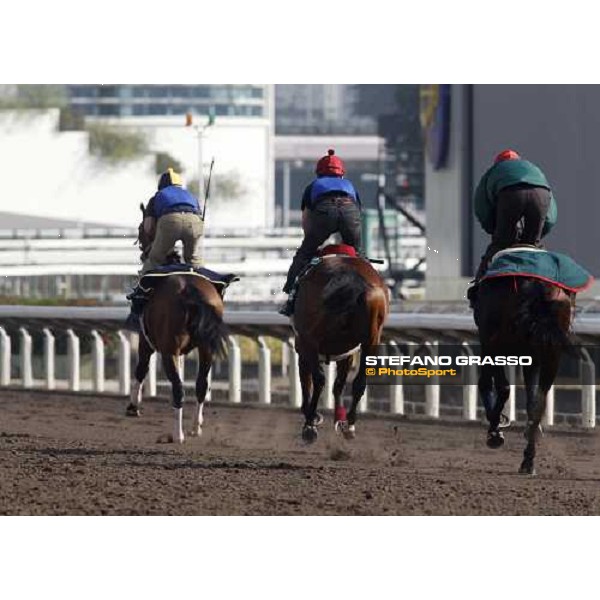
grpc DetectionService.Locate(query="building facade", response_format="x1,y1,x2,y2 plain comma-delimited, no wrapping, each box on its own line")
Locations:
65,85,269,118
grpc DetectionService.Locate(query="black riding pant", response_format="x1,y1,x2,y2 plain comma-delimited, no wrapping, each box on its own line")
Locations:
476,184,552,280
283,197,362,293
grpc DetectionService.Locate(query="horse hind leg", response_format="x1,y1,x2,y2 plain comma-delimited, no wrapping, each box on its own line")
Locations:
520,356,558,476
486,366,510,449
162,353,185,444
333,356,351,434
346,350,368,439
191,349,212,437
126,336,153,417
301,354,325,444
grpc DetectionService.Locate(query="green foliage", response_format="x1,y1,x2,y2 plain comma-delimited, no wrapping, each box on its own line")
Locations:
0,296,102,306
87,123,148,164
187,178,200,197
187,170,246,202
0,85,67,110
58,107,85,131
155,152,184,175
214,169,246,202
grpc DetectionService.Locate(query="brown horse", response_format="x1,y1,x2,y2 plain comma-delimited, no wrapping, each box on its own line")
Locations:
126,204,228,443
292,252,390,442
476,276,574,475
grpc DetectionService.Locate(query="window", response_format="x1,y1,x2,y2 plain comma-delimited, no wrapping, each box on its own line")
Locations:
149,104,167,115
98,104,120,116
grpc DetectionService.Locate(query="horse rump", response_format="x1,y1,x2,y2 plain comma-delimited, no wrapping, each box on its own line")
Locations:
511,278,572,350
181,283,228,357
321,268,368,332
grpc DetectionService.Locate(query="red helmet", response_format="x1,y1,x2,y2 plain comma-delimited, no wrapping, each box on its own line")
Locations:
316,149,345,176
494,149,521,164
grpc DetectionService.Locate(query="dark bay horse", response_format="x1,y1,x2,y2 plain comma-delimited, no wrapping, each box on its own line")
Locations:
126,205,228,443
292,253,390,442
476,276,574,475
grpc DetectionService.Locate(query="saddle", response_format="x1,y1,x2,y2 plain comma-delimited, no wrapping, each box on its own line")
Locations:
292,244,358,293
138,264,240,296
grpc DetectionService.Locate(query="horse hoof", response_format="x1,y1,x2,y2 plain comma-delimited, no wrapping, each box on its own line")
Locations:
519,463,536,476
343,424,356,440
188,429,203,438
302,425,318,444
498,414,511,429
486,431,505,449
314,412,324,427
334,420,348,434
125,404,141,417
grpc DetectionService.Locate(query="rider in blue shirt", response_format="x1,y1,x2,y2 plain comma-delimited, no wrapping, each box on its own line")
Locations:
279,149,362,316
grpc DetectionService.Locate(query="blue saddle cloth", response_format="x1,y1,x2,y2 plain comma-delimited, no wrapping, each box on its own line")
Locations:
482,250,594,293
140,264,239,291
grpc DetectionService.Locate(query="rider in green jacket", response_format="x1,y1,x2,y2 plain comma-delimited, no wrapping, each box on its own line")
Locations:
472,149,557,284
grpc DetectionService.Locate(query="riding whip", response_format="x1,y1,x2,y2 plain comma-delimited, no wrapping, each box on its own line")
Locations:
202,158,215,221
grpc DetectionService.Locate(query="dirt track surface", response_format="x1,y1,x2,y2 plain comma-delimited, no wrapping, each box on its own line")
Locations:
2,391,600,515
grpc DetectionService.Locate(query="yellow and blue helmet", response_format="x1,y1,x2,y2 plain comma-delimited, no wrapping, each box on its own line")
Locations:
158,168,183,190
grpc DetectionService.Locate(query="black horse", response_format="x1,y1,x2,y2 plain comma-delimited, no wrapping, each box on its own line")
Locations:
476,276,574,475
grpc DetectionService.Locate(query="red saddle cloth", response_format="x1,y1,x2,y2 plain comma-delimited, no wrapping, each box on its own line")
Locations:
317,244,357,258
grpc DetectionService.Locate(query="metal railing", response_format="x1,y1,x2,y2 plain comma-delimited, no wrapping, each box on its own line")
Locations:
0,306,598,427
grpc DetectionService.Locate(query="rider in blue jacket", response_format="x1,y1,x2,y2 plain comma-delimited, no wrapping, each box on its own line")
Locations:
279,149,362,316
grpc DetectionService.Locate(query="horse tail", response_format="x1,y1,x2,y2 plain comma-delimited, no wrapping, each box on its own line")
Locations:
322,269,368,332
181,284,228,357
513,279,572,349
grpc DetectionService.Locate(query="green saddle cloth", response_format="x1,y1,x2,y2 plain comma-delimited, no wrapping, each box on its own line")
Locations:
482,249,594,293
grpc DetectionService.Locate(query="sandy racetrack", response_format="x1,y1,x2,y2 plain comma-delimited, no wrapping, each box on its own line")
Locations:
1,391,600,515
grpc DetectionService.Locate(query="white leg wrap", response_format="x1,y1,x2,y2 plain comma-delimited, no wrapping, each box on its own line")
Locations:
192,403,204,436
173,407,185,444
130,380,143,406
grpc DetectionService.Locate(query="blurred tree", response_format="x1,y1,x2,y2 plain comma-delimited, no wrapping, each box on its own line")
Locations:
155,152,184,175
87,123,148,164
188,170,246,202
58,107,85,131
0,85,67,109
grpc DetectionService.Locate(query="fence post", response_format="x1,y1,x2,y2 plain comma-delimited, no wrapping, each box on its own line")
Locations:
228,336,242,403
66,329,80,392
580,348,596,428
287,338,301,408
424,340,440,418
323,362,335,411
43,328,55,390
543,385,555,427
0,327,11,386
19,327,33,388
388,340,404,415
461,342,478,421
148,352,157,397
205,367,212,402
507,364,517,423
281,340,289,377
178,354,185,382
117,331,131,396
257,336,271,405
90,330,105,393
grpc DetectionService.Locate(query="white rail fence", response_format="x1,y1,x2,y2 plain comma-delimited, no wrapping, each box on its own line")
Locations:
0,306,598,427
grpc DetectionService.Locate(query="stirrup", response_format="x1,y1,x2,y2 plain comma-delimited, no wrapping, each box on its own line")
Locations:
278,301,294,317
124,313,141,333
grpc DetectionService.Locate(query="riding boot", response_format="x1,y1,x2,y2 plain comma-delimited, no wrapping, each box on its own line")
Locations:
124,287,147,332
278,288,296,317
